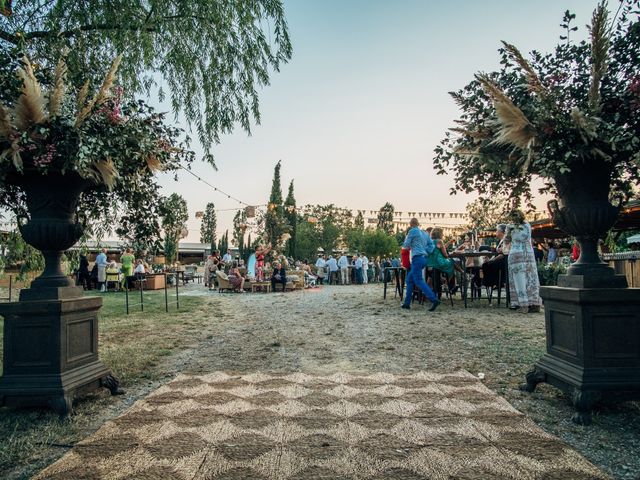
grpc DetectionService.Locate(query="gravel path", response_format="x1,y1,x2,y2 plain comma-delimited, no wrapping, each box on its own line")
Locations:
178,284,639,479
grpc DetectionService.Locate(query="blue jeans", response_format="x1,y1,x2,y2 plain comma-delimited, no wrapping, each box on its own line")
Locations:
403,254,437,305
356,267,363,284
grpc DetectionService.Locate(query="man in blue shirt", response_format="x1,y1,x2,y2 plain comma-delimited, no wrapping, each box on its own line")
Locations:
95,248,108,292
354,255,363,284
402,218,440,311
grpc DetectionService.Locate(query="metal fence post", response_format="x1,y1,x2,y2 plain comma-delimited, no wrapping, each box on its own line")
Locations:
139,277,144,312
164,273,169,312
8,274,12,302
175,273,179,310
125,283,129,315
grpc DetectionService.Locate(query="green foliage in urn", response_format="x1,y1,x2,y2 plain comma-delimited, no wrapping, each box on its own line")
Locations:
0,0,292,164
0,55,194,251
433,1,640,204
537,261,568,286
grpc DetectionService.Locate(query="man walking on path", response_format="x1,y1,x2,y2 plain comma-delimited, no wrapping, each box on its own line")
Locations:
338,253,349,285
401,218,441,311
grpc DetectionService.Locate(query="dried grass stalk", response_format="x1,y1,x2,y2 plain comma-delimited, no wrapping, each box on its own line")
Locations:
15,57,46,130
91,158,118,190
146,154,163,172
452,146,481,157
93,54,122,108
0,139,23,169
0,102,14,139
76,81,90,114
449,127,489,140
48,58,68,118
501,41,546,95
588,2,611,113
75,54,122,127
570,107,598,143
476,74,536,150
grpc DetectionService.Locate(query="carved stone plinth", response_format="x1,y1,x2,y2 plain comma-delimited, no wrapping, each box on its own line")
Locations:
0,295,121,416
522,284,640,424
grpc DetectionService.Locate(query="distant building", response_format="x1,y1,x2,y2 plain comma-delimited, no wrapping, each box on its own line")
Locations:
70,240,210,264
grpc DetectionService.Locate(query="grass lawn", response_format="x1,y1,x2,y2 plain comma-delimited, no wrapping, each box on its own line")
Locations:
0,288,212,479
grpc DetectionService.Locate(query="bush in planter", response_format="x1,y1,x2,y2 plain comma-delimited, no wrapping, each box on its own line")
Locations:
433,1,640,207
0,229,44,281
0,55,195,255
537,261,568,286
434,2,640,276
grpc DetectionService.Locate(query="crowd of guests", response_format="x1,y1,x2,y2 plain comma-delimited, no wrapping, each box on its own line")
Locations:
202,246,389,293
313,253,388,285
75,247,152,292
395,211,544,313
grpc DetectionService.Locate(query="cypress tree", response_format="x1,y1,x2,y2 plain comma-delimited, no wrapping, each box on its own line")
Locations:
200,203,217,252
265,160,285,246
284,180,297,258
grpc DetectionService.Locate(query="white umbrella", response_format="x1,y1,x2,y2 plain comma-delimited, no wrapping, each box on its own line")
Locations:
626,234,640,244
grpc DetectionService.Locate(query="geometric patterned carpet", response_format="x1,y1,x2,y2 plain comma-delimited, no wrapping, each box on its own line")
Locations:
35,371,608,480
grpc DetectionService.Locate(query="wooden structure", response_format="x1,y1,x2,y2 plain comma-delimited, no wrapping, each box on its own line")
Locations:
530,199,640,239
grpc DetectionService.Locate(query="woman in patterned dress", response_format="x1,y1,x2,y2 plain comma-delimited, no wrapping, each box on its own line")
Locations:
506,210,542,313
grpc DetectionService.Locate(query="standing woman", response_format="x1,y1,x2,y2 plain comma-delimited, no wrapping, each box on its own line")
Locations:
255,243,272,282
506,210,541,313
120,248,135,289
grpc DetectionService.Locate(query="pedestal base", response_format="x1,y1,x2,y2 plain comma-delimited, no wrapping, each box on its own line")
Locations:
521,285,640,424
0,296,121,416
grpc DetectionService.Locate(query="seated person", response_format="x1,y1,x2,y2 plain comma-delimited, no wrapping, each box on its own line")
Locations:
134,259,146,275
482,224,509,288
125,259,146,289
228,262,245,292
271,261,287,292
300,259,317,287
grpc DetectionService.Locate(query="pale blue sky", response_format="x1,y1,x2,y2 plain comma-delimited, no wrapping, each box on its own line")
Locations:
156,0,599,242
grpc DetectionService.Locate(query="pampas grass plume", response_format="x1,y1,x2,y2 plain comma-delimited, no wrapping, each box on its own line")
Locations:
48,58,67,118
15,57,46,130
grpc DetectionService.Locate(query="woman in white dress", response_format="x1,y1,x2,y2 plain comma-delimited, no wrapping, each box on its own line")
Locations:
506,210,542,313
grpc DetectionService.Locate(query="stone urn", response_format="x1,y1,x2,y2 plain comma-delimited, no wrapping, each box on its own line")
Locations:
522,161,640,424
549,165,625,286
0,170,120,416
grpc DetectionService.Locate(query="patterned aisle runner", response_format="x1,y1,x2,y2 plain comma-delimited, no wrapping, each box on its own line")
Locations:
36,371,608,480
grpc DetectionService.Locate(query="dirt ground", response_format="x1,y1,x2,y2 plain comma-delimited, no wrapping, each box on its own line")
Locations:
2,283,639,479
181,285,639,480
